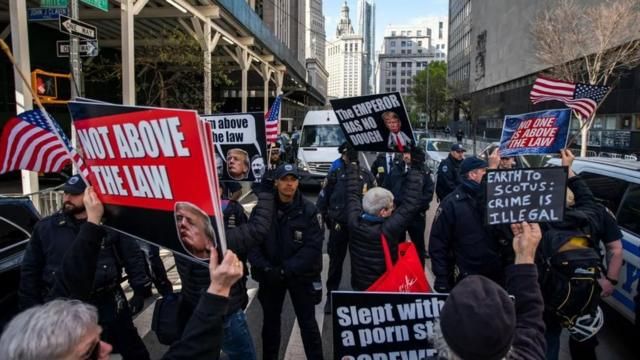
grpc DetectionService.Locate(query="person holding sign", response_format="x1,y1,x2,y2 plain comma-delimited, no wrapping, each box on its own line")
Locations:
383,111,412,152
227,148,250,180
429,151,502,292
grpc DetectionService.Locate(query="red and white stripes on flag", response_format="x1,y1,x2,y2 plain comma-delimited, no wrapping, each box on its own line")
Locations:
529,76,609,119
0,109,89,177
265,95,282,144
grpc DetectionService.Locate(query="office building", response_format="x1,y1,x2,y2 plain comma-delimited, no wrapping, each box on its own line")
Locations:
357,0,375,95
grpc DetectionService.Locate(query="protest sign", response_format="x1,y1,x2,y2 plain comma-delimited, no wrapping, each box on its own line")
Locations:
332,291,447,360
499,109,571,156
68,100,224,262
485,167,568,225
330,92,415,152
200,112,267,182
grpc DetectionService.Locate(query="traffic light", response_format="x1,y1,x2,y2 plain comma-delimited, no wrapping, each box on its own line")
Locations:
31,69,71,104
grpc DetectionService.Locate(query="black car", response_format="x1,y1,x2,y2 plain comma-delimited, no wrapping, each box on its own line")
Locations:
0,197,41,332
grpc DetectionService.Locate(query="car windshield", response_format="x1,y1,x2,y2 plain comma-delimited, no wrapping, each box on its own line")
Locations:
427,140,454,152
300,125,345,147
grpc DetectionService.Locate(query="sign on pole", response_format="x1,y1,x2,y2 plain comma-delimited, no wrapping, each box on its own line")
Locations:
58,15,97,41
80,0,109,12
56,40,99,57
28,7,69,21
485,167,568,225
41,0,68,7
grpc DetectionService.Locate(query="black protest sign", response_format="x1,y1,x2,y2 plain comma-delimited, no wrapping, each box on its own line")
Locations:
486,167,567,225
201,112,267,182
332,291,447,360
330,92,415,152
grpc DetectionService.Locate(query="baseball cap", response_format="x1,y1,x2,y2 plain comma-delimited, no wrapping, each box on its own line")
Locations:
460,156,488,175
451,143,466,152
62,175,87,195
274,164,299,179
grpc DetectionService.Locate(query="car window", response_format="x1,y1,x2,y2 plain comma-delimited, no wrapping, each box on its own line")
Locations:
427,140,454,151
580,172,629,213
0,217,30,255
617,185,640,236
300,125,345,147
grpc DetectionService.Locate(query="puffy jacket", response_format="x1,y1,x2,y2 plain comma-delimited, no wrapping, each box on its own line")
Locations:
19,212,150,310
435,154,462,201
316,158,376,224
176,191,273,312
346,163,424,291
249,191,323,282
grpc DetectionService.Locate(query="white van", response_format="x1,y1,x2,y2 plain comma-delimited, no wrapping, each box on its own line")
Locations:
549,157,640,323
296,110,345,186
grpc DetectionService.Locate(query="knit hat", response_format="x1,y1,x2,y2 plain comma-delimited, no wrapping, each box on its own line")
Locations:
440,275,516,360
460,156,487,175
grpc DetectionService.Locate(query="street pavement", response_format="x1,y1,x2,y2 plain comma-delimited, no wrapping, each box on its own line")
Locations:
122,187,635,360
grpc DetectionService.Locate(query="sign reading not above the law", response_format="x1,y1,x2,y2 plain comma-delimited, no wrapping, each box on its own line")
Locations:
485,167,568,225
58,15,97,41
81,0,109,12
56,40,99,57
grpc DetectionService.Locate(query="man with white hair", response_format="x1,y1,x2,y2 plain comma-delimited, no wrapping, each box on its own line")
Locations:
345,147,426,291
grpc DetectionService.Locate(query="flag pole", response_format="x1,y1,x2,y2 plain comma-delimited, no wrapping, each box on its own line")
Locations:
0,39,89,185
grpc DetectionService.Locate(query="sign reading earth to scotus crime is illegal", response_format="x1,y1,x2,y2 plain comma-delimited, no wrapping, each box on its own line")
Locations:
485,167,568,225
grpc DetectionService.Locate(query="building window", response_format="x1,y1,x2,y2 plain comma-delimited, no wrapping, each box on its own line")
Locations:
355,43,358,51
401,50,406,54
400,87,406,93
418,49,422,54
400,79,406,85
386,78,391,85
401,41,406,47
418,40,422,47
391,31,396,36
391,62,397,67
417,30,422,36
390,40,396,47
391,49,395,54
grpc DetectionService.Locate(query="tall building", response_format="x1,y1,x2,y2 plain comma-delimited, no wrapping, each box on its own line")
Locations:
447,0,472,97
305,0,329,99
326,2,363,97
377,25,435,97
262,0,306,65
357,0,375,95
422,16,448,59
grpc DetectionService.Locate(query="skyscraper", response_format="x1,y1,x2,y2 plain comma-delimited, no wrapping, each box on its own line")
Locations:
357,0,375,95
327,1,364,97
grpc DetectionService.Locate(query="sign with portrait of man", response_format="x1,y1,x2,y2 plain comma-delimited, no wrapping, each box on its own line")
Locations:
201,112,267,182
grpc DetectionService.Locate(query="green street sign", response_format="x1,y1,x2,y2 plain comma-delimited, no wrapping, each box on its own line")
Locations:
81,0,109,12
41,0,68,7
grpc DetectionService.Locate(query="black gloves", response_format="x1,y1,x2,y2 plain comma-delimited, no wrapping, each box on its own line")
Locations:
129,293,146,315
410,147,426,170
434,277,451,293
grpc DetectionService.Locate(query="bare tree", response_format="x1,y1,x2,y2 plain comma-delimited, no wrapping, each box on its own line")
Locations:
532,0,640,156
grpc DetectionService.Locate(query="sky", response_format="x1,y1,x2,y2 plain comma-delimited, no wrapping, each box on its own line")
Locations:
323,0,449,50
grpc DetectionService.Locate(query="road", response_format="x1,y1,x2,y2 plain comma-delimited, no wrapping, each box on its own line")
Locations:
124,187,635,360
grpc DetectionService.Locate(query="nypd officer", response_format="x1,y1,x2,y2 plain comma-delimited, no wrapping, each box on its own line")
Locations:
249,164,323,360
316,142,375,313
19,175,151,359
435,143,465,201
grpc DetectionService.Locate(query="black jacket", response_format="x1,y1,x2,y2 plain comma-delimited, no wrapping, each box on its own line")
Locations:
505,264,546,360
383,163,434,213
435,154,462,201
19,212,149,310
317,158,376,224
48,222,229,360
429,182,503,290
370,154,393,186
176,191,273,313
346,164,424,291
249,191,323,282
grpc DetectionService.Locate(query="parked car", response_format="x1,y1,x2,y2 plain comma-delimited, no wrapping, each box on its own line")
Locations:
418,138,456,173
548,157,640,323
0,197,41,333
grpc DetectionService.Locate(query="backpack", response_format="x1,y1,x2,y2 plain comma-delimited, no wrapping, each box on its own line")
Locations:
539,225,602,328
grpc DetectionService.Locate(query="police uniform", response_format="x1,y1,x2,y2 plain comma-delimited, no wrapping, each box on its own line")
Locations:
249,164,323,360
435,152,463,201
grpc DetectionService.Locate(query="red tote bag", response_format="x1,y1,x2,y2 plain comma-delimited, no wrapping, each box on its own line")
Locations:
367,233,431,293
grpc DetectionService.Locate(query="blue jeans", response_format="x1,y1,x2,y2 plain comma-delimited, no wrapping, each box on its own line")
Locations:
222,310,256,360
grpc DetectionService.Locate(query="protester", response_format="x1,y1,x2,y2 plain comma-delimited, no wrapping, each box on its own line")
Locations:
18,175,152,359
248,164,323,360
227,148,250,180
370,152,396,185
435,143,465,201
429,150,502,292
346,147,425,290
174,181,274,359
382,111,412,152
317,142,376,313
434,221,546,360
383,151,434,266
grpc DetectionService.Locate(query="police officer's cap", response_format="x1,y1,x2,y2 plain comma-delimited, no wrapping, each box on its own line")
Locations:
460,157,488,175
451,143,466,152
338,141,350,154
275,164,300,179
62,175,87,195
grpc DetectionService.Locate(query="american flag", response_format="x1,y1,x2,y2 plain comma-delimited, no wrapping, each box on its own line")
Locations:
265,95,282,144
530,76,609,119
0,109,88,177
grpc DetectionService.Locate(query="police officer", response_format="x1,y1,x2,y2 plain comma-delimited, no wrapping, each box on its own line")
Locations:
384,151,435,266
435,143,465,201
429,154,502,293
317,142,375,313
19,175,151,359
249,164,323,360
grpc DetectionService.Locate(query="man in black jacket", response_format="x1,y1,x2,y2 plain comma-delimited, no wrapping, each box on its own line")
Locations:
18,175,151,360
317,142,375,313
249,164,323,360
435,143,465,201
346,148,425,291
384,151,434,267
370,152,396,185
